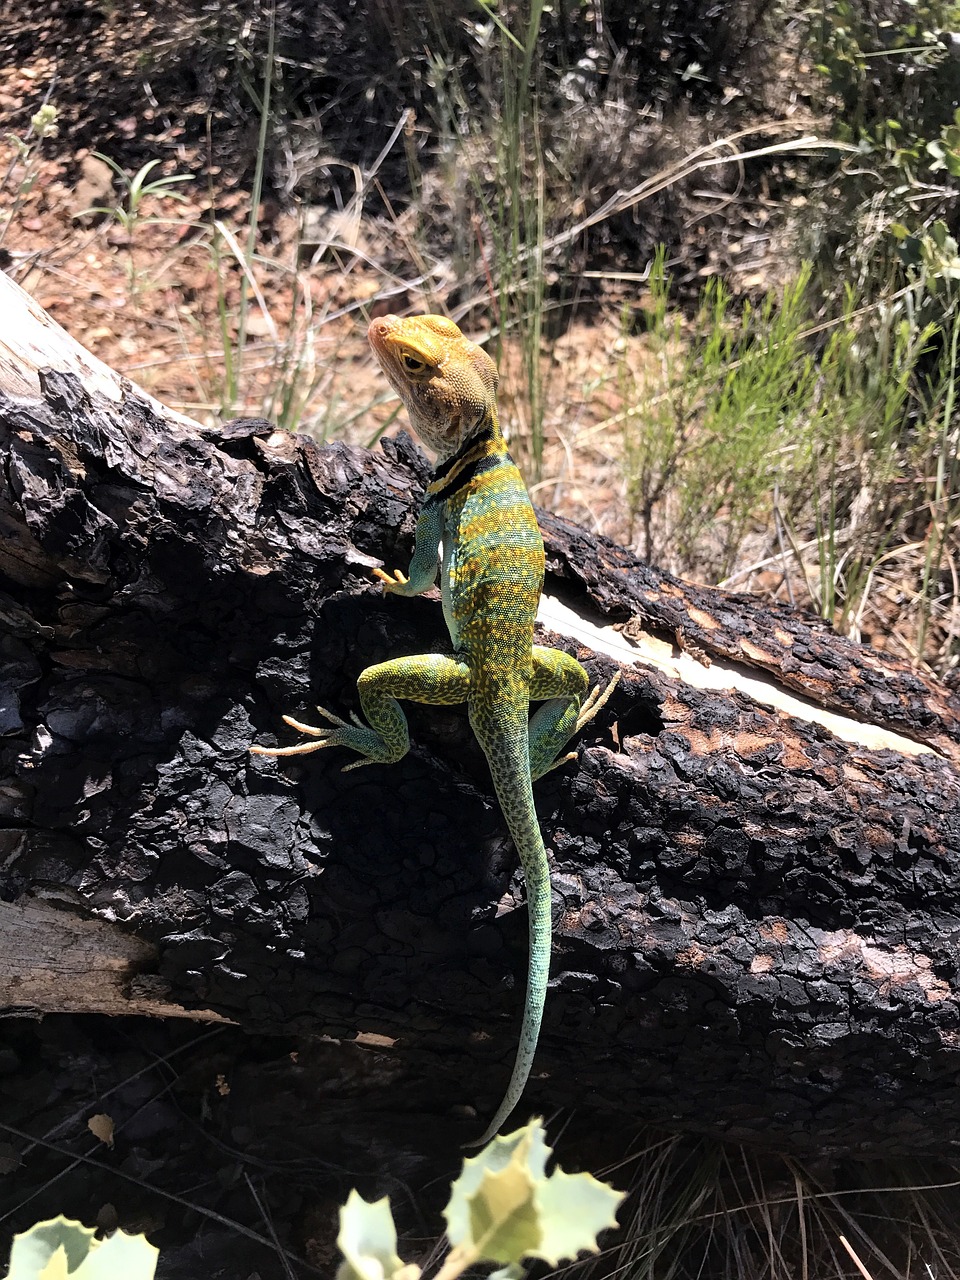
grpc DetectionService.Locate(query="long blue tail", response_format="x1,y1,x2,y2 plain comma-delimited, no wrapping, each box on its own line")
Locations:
469,723,551,1147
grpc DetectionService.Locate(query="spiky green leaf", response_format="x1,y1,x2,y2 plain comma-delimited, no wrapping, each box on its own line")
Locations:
528,1166,624,1265
6,1216,157,1280
444,1119,623,1267
336,1190,408,1280
467,1160,541,1263
444,1120,549,1248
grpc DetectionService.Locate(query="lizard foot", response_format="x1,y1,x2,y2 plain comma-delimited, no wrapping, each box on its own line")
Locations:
574,669,621,734
250,705,353,757
533,671,622,779
251,706,382,771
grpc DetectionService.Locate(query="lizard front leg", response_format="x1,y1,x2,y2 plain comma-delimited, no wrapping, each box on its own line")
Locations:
373,498,443,598
252,500,447,761
252,653,471,769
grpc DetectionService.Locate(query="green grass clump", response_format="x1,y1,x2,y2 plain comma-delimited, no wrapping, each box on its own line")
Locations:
617,247,957,671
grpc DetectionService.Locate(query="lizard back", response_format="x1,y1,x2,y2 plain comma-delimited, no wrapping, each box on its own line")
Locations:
430,430,545,697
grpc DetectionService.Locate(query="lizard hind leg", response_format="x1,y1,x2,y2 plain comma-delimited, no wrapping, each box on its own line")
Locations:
527,649,620,782
343,652,471,767
252,653,472,770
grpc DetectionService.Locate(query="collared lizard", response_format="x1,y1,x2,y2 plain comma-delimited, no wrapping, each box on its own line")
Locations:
252,313,619,1145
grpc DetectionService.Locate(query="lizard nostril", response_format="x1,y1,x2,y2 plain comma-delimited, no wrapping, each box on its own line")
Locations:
368,315,399,341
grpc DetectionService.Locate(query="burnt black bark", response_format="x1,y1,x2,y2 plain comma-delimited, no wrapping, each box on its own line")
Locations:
2,370,960,1158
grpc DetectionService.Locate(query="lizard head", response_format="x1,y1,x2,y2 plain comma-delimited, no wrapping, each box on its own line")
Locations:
367,314,501,460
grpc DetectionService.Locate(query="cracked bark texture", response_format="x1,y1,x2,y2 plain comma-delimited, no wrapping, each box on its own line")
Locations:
2,283,960,1158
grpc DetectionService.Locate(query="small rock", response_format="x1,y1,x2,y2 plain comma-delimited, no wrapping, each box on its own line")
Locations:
72,153,115,224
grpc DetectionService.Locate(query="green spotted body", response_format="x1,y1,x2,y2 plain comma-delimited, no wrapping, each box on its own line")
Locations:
443,449,543,694
252,314,616,1145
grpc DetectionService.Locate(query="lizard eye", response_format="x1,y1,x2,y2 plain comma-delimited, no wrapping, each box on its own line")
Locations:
401,352,427,373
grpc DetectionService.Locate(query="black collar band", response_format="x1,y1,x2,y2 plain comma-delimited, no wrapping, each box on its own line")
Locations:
430,451,505,504
431,422,496,484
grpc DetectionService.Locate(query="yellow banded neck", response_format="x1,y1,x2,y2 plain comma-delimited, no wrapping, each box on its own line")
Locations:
428,421,510,502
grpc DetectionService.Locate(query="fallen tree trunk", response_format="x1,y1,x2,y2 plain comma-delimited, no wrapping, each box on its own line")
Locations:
2,271,959,1158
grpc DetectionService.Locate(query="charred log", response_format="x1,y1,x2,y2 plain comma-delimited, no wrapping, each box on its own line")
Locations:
2,273,960,1157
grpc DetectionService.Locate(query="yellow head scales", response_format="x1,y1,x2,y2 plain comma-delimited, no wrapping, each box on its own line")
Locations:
367,314,501,460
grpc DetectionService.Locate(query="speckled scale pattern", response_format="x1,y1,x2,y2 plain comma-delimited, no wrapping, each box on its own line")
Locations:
254,314,611,1145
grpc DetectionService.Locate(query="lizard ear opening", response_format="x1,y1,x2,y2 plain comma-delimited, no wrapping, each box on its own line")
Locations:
438,410,464,444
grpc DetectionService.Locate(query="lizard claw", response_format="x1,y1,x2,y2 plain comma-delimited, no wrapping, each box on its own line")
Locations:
575,670,621,733
250,737,331,757
249,705,354,756
373,566,410,592
341,757,377,772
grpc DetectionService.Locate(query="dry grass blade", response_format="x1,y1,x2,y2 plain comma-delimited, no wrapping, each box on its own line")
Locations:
839,1233,876,1280
214,217,279,343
